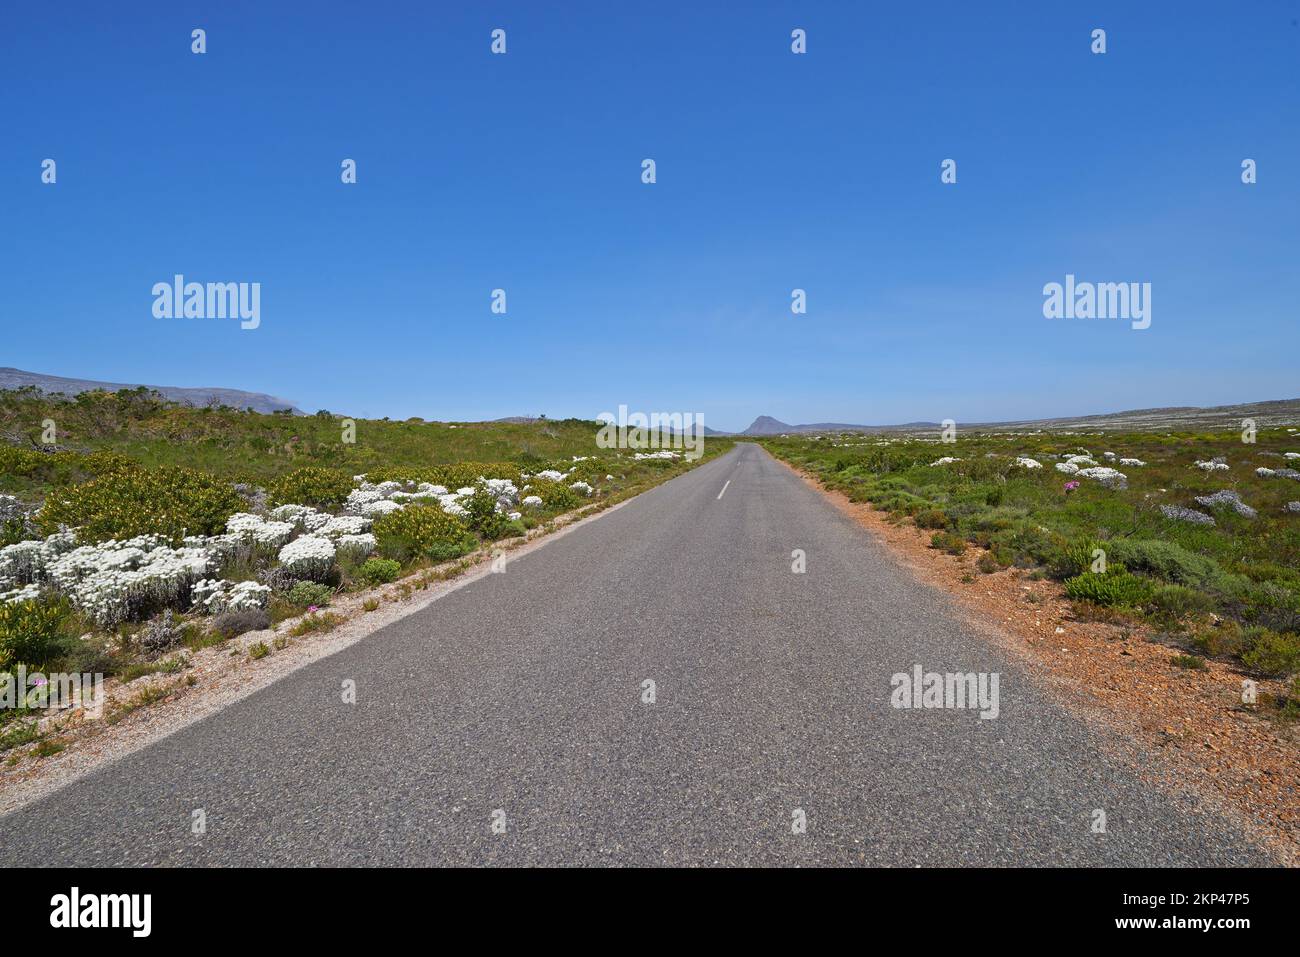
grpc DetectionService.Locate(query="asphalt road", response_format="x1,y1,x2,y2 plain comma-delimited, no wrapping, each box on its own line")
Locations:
0,444,1275,865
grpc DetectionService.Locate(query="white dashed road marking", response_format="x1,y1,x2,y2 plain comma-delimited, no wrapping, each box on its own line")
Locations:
717,480,731,500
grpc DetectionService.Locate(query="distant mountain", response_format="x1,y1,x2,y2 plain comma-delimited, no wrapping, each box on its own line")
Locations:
0,368,301,414
736,398,1300,436
741,415,793,436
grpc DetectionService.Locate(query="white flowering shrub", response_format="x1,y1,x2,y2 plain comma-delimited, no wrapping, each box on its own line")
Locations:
929,457,960,467
336,533,377,561
226,512,295,548
0,540,50,587
480,478,519,505
191,578,271,614
345,487,386,513
521,495,543,509
0,583,40,605
1119,458,1146,466
47,538,211,626
318,515,371,539
534,470,565,481
270,504,330,532
569,481,593,496
277,535,336,582
1195,460,1229,472
361,500,403,518
1076,466,1127,486
1014,457,1042,469
0,532,77,589
1055,462,1079,474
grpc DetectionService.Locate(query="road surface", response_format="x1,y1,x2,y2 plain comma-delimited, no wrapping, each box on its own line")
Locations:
0,444,1274,865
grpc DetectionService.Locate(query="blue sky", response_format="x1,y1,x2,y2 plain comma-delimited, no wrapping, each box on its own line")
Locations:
3,1,1297,433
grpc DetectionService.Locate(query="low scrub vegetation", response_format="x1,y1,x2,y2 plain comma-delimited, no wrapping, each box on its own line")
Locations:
765,427,1300,698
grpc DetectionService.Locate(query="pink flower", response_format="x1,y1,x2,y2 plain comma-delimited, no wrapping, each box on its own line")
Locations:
1064,481,1080,492
308,605,319,613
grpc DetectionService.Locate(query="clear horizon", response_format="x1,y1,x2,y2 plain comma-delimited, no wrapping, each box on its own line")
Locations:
4,2,1297,434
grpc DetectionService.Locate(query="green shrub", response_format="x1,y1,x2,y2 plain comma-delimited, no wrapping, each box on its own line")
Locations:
990,523,1063,569
1171,654,1207,670
290,612,343,636
464,489,500,532
1063,571,1154,608
373,504,477,563
565,459,610,483
1049,539,1105,580
1190,620,1249,659
929,531,966,555
462,490,524,540
286,581,334,608
1105,539,1227,591
913,508,950,530
1241,628,1300,676
528,479,580,512
0,598,71,670
1150,584,1215,620
267,467,354,509
37,464,243,542
0,718,39,752
357,558,401,585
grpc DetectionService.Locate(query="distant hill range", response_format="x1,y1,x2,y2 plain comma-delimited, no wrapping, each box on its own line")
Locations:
733,399,1300,436
0,368,301,414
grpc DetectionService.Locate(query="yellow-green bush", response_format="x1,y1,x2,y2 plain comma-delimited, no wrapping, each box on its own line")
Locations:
0,597,70,670
527,478,581,511
37,464,243,542
267,467,354,508
0,447,48,477
373,503,477,563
